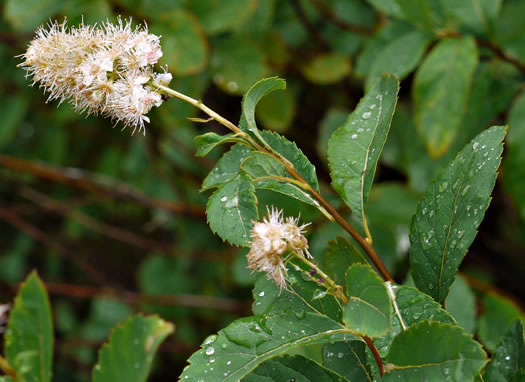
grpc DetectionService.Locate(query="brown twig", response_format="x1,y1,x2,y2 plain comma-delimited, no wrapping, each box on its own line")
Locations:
38,282,251,313
291,0,331,50
0,207,109,285
308,0,375,36
475,38,525,76
0,154,205,218
364,335,384,376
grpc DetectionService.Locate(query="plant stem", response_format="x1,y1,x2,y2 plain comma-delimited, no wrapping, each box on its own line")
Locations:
363,335,384,376
0,355,16,379
154,82,394,282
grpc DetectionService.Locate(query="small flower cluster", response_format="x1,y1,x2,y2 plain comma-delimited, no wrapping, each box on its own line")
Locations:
247,207,311,290
19,18,172,134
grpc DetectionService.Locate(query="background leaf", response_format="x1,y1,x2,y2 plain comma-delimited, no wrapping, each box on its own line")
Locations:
343,263,391,338
413,36,478,157
5,272,53,382
328,74,399,234
244,354,349,381
185,0,257,35
410,126,506,302
301,53,352,85
92,315,174,382
384,321,487,381
445,276,476,334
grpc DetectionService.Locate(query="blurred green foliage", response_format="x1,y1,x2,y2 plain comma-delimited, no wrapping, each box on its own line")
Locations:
0,0,524,380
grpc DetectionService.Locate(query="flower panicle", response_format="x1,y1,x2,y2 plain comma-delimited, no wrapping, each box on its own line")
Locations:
19,17,172,134
247,206,311,291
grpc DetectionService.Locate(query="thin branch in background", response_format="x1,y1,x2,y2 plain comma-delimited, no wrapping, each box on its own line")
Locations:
0,154,205,218
291,0,331,50
0,207,110,285
308,0,375,36
475,37,525,75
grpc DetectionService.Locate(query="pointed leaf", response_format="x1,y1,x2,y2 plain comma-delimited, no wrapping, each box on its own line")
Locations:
445,276,476,334
194,133,243,157
328,74,399,234
410,126,507,302
374,284,456,358
413,37,478,157
252,261,343,322
244,354,349,381
92,315,174,382
201,144,252,191
5,272,53,382
344,263,391,338
241,152,321,207
179,312,359,381
206,173,258,247
323,341,373,381
484,320,525,382
325,237,367,287
384,321,487,381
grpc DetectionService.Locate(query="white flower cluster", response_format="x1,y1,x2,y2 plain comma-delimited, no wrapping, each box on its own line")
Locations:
247,207,311,290
19,18,172,134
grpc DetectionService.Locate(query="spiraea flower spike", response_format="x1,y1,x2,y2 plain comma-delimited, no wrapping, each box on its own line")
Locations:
19,18,172,134
247,206,311,290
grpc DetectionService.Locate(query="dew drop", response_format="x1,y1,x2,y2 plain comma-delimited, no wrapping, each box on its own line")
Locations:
357,128,364,133
351,133,358,140
369,104,377,110
220,196,228,202
461,185,471,196
313,289,328,300
439,181,448,193
205,347,215,355
362,111,372,120
227,81,238,92
258,291,265,297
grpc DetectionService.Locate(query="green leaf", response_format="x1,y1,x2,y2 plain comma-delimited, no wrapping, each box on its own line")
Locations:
366,0,402,17
185,0,257,35
206,173,258,247
179,312,358,381
409,126,507,302
413,36,479,157
384,321,487,381
0,96,29,150
244,354,349,381
92,315,174,382
4,0,63,32
152,10,208,75
241,152,321,208
211,36,267,95
484,320,525,382
239,77,287,136
373,284,456,358
478,293,524,353
317,108,349,161
344,263,391,338
441,0,502,35
201,144,253,191
366,30,431,88
325,237,367,287
261,130,320,192
5,271,53,382
395,0,447,32
328,74,399,235
323,341,373,381
445,276,476,334
194,132,243,157
504,92,525,221
495,1,525,64
301,53,352,85
255,89,296,133
252,262,343,322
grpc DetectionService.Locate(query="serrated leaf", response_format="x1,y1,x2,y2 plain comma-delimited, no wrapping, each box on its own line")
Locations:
328,74,399,236
478,293,524,353
179,312,358,381
241,152,321,208
374,284,456,358
323,341,373,381
445,276,476,334
239,77,287,136
384,321,487,381
207,173,258,247
5,272,53,382
365,30,431,88
484,320,525,382
413,37,479,157
211,36,267,95
344,263,391,338
244,354,349,381
409,126,507,302
152,10,208,75
325,237,367,287
301,53,352,85
92,315,174,382
201,144,253,191
252,262,343,322
261,130,320,192
194,132,242,157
